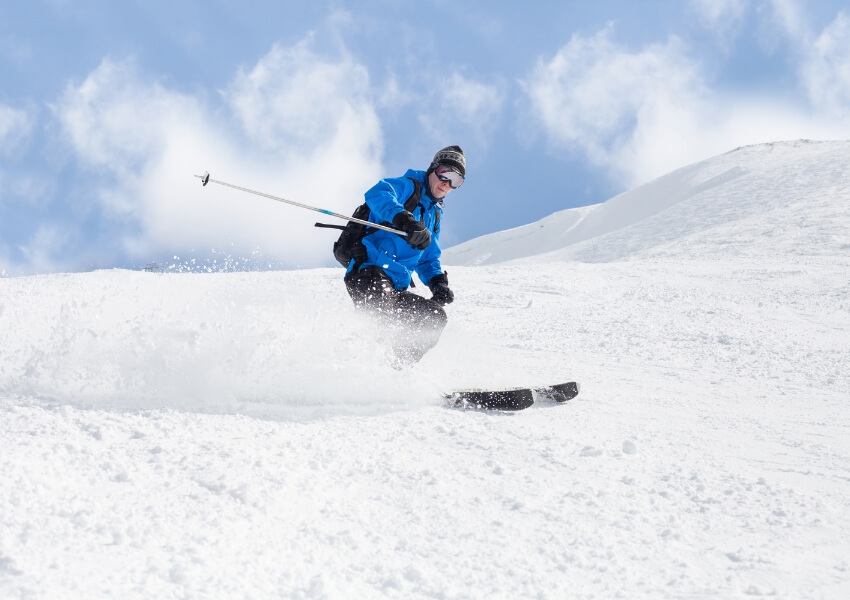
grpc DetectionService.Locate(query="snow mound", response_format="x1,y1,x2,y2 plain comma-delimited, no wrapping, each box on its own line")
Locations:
444,139,850,265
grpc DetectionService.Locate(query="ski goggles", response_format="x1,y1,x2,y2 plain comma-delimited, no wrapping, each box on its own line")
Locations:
435,165,464,189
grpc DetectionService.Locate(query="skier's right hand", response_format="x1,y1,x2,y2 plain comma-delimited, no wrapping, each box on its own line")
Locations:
393,211,431,250
429,272,454,305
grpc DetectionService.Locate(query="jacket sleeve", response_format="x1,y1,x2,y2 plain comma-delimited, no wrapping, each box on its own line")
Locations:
363,178,415,224
415,208,443,285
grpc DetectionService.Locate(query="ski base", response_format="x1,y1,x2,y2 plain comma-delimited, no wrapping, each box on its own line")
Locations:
448,381,579,411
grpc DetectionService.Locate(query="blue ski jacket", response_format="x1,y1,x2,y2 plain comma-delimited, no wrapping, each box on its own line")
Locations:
345,169,444,290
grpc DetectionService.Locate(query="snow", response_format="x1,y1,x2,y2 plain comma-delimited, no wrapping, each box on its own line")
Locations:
2,139,849,598
443,139,849,265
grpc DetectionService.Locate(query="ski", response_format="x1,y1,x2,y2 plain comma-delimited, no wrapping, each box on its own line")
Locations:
448,381,580,411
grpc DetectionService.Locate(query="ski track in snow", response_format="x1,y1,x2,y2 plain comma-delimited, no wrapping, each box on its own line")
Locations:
2,140,850,599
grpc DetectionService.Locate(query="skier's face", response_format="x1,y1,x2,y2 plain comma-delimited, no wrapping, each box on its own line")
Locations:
428,165,462,199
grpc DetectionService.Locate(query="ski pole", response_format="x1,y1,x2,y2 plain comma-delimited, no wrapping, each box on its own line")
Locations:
193,171,407,237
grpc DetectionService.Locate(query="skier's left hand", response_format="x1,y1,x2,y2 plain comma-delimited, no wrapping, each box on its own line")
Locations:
429,273,454,305
393,211,431,250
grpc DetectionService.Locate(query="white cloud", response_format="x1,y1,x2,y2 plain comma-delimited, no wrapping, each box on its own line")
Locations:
769,3,850,120
522,24,849,188
749,1,850,120
804,12,850,116
56,59,202,214
690,0,850,112
5,173,54,209
524,27,701,147
441,73,505,128
0,104,34,156
376,75,414,111
224,39,379,157
54,41,384,267
15,225,71,274
767,0,810,44
522,27,708,186
690,0,748,38
417,71,505,147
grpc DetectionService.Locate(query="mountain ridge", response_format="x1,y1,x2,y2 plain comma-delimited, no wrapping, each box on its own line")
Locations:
443,139,850,265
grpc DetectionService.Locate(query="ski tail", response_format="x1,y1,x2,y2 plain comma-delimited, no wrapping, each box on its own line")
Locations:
448,381,579,411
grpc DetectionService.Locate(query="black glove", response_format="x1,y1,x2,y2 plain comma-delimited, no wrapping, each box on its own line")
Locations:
392,211,431,250
429,272,454,305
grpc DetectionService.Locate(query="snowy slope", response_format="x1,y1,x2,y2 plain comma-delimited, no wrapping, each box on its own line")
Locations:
1,140,849,599
444,139,850,265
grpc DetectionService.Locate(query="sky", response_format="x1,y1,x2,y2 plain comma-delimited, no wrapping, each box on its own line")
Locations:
1,0,849,275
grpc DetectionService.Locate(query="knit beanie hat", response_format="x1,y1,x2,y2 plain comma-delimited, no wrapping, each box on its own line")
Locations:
431,145,466,178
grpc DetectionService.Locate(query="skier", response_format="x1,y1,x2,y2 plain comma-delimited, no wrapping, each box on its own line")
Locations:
344,145,465,365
